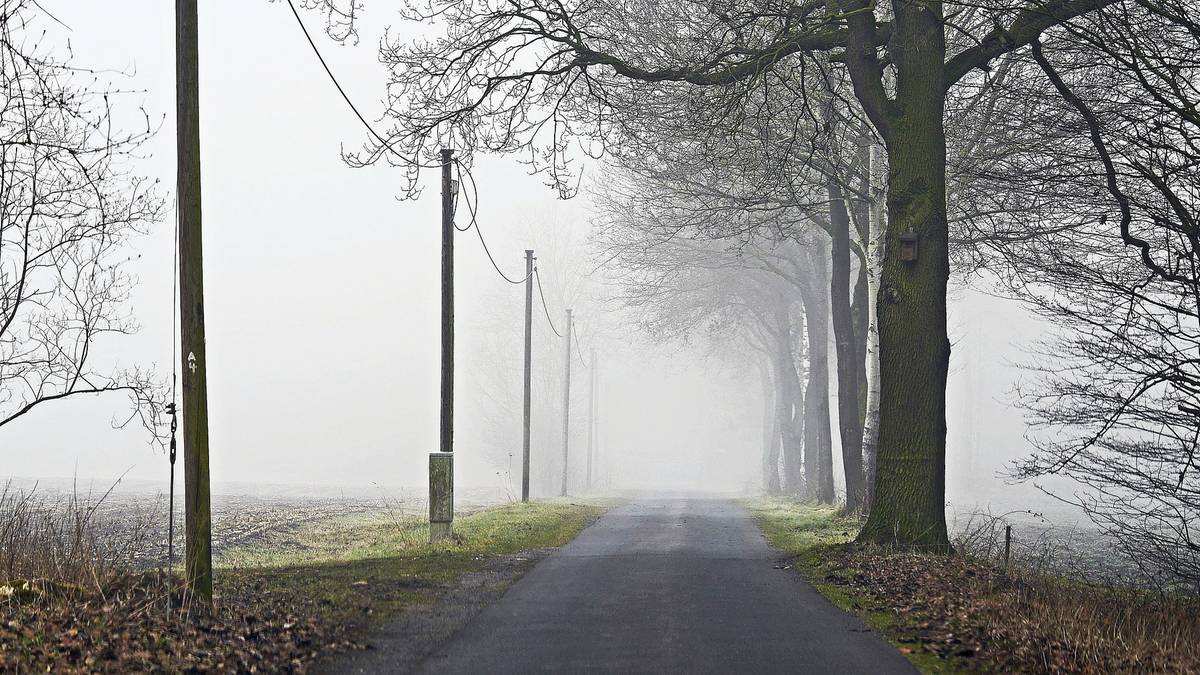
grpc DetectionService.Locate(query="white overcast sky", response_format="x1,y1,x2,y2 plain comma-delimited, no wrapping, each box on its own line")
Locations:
3,1,1058,511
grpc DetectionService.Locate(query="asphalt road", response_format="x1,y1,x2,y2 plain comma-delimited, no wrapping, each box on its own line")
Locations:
415,497,915,674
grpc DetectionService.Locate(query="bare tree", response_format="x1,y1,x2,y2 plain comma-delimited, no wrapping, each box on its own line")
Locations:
0,3,164,440
943,5,1200,589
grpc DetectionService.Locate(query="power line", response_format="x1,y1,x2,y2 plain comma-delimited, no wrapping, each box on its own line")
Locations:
572,321,589,368
284,0,439,170
451,164,472,233
456,160,531,285
452,160,476,232
286,0,580,348
534,268,565,337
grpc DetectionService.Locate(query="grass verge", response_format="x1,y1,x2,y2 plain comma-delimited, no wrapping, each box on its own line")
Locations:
746,497,1200,674
745,498,954,674
217,498,611,634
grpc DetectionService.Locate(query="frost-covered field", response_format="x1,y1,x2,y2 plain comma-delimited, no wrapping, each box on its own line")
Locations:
6,475,1146,585
3,477,512,568
948,486,1144,584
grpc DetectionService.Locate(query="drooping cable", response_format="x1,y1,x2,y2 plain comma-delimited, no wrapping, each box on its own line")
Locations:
452,159,477,232
572,321,589,367
286,0,577,346
534,267,565,337
455,160,531,284
451,161,472,233
283,0,440,170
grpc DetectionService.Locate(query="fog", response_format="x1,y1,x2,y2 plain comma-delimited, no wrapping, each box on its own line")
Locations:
2,1,1074,523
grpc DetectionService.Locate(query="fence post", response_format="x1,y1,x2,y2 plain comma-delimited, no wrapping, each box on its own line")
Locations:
1004,524,1012,568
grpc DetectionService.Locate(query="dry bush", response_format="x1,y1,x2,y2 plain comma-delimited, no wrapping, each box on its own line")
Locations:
995,579,1200,673
0,483,351,673
831,510,1200,672
955,512,1200,672
0,481,155,590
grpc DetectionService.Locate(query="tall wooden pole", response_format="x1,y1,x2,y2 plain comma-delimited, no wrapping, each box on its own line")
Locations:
559,309,573,497
521,250,534,502
440,148,455,456
431,148,456,542
586,348,596,490
176,0,212,605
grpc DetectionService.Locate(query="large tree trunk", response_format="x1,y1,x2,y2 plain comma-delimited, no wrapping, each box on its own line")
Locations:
775,301,806,494
775,358,802,494
798,244,836,504
852,134,872,429
856,4,951,550
785,376,806,494
862,143,887,509
759,359,782,495
827,180,867,512
853,258,869,422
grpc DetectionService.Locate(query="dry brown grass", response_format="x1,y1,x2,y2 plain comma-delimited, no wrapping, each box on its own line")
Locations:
0,480,154,591
834,546,1200,672
823,520,1200,673
1,489,608,672
751,499,1200,673
0,482,338,673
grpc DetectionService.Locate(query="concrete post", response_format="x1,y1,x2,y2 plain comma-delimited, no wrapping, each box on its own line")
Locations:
560,309,573,496
430,452,454,542
522,250,534,502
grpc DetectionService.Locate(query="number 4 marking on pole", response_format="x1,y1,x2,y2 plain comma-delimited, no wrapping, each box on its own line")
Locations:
188,352,197,374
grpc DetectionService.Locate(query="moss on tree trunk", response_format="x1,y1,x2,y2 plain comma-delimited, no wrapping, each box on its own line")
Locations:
856,0,951,550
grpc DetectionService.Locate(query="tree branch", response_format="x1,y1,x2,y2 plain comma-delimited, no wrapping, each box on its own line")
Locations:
944,0,1119,87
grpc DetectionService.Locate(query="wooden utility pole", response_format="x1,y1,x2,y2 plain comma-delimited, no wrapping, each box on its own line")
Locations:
176,0,212,605
431,148,456,542
521,250,534,503
586,348,597,490
440,148,455,457
559,309,573,497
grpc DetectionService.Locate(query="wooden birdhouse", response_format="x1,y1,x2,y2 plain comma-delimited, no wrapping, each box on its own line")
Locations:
899,229,919,262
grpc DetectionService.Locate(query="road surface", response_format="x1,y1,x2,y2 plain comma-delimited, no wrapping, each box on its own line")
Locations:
416,497,915,674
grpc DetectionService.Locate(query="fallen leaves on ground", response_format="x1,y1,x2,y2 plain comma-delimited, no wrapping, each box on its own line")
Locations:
0,571,362,673
821,545,1200,673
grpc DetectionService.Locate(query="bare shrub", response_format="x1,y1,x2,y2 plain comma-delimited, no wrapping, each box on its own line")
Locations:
833,535,1200,671
0,481,152,590
921,510,1200,671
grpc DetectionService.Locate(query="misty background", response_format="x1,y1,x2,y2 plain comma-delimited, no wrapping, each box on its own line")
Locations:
4,1,1054,515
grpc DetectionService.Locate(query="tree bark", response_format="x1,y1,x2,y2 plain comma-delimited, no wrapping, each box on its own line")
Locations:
862,143,887,509
775,301,806,494
853,257,869,423
855,3,952,550
828,180,867,512
852,134,873,429
798,244,836,504
759,359,782,495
